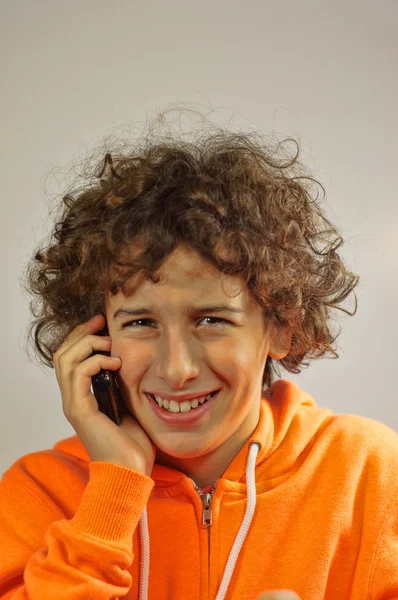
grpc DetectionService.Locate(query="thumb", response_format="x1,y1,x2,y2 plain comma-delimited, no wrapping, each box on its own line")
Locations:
256,591,301,600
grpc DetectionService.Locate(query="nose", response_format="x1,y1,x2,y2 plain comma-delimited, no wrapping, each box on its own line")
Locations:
154,329,201,386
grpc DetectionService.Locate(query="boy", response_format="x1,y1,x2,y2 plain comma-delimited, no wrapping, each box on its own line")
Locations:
1,116,397,599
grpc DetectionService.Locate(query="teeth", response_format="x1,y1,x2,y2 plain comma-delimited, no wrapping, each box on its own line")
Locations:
150,391,216,413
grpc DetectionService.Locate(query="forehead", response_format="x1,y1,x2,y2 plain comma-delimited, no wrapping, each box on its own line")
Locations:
108,243,251,308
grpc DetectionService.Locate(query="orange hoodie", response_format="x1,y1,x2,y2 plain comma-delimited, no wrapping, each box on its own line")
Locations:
1,378,397,600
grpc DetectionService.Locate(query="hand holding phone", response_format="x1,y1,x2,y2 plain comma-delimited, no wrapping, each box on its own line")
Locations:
53,314,156,476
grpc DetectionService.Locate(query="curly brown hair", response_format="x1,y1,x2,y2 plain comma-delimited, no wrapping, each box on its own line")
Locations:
21,107,359,389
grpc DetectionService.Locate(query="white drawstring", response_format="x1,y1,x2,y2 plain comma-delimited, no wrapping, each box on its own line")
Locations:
215,442,260,600
138,440,261,600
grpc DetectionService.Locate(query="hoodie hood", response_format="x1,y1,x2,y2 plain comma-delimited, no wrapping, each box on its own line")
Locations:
55,378,333,487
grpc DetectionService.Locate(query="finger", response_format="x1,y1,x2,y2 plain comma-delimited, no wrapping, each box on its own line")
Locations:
54,314,106,360
55,334,113,384
59,334,114,370
65,353,122,420
53,314,106,377
256,592,301,600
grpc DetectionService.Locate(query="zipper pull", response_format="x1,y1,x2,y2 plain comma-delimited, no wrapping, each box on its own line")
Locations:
202,492,213,526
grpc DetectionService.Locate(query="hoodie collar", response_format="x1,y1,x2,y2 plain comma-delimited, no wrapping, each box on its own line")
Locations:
54,378,333,487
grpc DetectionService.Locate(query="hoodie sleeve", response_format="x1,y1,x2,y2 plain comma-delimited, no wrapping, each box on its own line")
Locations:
0,460,154,599
367,493,398,600
357,416,398,600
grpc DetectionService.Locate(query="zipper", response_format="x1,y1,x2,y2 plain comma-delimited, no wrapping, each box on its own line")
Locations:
192,480,219,598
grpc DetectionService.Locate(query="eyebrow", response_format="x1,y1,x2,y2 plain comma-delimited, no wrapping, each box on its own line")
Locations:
113,304,245,321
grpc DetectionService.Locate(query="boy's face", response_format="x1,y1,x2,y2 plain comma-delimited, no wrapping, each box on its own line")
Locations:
105,243,291,472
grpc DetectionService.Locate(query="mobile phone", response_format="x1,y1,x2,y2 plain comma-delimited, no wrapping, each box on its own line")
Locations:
91,322,126,425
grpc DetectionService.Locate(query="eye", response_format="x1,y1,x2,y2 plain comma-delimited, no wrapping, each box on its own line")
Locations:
122,317,230,329
200,317,229,327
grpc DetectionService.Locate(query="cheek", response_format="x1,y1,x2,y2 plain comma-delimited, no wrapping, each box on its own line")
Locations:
111,340,143,377
218,342,253,369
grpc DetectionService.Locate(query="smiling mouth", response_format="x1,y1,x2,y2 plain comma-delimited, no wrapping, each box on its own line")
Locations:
145,390,219,412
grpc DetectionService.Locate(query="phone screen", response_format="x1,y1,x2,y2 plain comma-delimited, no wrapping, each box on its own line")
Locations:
91,322,126,425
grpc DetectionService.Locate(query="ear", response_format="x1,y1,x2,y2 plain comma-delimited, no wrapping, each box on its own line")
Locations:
268,324,293,360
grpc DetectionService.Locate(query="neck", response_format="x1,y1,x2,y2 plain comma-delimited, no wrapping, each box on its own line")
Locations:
154,409,260,489
155,448,227,490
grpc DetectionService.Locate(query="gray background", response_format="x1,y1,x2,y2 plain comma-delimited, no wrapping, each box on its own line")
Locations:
1,0,397,474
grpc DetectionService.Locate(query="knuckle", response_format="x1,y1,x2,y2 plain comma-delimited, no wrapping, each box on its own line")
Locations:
56,347,65,359
57,351,68,368
64,407,78,424
53,347,62,361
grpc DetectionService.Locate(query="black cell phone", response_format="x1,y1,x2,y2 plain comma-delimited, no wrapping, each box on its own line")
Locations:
91,322,126,425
